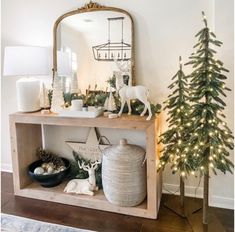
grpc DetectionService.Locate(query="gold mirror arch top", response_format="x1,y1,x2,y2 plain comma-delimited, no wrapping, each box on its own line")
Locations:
52,1,135,85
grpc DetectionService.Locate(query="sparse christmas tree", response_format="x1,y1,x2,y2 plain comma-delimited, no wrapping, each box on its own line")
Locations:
158,56,194,216
40,83,50,109
186,12,234,224
51,72,65,113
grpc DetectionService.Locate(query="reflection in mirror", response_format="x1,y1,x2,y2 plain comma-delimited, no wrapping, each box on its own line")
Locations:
56,11,132,94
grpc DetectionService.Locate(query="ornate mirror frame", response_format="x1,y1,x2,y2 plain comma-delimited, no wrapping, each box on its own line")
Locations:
52,1,135,85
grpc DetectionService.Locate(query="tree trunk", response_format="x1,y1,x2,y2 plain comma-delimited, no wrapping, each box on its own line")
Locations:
180,176,185,208
203,166,209,224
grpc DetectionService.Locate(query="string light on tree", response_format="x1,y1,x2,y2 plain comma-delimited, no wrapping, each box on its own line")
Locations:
185,11,234,225
158,56,196,213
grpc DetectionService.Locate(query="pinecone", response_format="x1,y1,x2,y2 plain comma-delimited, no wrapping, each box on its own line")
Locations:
36,148,65,169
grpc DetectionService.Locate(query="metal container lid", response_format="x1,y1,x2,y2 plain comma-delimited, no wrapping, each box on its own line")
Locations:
103,139,145,162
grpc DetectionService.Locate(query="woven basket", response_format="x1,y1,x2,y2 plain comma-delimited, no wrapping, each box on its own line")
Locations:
102,139,146,207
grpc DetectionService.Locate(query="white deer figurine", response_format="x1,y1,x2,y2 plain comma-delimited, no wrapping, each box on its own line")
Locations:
64,160,100,196
114,71,152,120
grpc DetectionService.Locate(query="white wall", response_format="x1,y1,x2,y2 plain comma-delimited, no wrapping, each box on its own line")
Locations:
1,0,234,209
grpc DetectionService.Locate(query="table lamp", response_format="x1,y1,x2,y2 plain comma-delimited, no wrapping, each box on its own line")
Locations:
3,46,51,112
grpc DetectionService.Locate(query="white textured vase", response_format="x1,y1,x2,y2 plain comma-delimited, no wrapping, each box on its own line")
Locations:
102,139,147,207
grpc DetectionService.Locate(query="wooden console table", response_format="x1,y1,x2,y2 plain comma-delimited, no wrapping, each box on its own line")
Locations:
9,112,162,219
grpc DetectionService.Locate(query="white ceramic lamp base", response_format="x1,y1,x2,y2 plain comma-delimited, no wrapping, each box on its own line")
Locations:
16,78,41,112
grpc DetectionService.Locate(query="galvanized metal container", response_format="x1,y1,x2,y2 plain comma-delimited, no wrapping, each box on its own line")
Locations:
102,138,146,207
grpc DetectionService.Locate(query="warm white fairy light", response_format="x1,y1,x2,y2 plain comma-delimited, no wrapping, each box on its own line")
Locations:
184,158,187,162
213,154,217,158
181,172,186,177
178,140,182,145
210,146,213,149
191,171,195,175
218,149,221,153
200,166,204,170
170,154,173,158
209,163,214,168
208,119,212,123
209,132,213,136
180,106,184,109
192,117,196,121
227,139,232,142
194,145,198,150
177,109,181,113
197,154,200,157
187,122,191,127
225,131,228,135
215,130,218,134
176,149,180,153
200,142,204,146
209,156,213,160
221,159,225,164
174,161,177,165
219,145,222,148
222,122,226,126
158,164,162,168
222,84,225,89
185,148,189,152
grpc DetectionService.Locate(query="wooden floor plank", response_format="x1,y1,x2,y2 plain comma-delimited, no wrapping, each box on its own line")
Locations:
1,172,234,232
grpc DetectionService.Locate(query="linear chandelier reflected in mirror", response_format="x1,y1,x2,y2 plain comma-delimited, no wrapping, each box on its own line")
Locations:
92,17,131,61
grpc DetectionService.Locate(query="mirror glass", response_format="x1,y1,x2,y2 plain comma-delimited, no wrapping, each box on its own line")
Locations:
56,11,132,94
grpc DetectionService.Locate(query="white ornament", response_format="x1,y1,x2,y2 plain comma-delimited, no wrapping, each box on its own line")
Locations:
114,71,152,120
34,167,44,175
64,160,100,196
51,72,65,113
47,166,54,174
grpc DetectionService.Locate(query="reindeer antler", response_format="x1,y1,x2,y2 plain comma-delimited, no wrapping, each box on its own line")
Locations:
78,161,90,172
91,160,101,170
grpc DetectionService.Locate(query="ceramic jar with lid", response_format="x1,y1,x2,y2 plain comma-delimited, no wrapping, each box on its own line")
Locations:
102,138,146,207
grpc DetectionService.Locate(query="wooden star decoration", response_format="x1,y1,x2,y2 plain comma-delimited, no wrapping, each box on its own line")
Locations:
66,127,110,162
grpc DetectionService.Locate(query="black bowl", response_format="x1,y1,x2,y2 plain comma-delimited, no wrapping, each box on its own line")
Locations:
28,158,71,188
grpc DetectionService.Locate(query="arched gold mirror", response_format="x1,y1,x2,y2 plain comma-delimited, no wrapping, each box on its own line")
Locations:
52,1,135,94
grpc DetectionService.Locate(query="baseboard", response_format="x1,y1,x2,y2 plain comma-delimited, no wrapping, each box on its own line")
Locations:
210,195,234,210
163,183,203,198
163,183,234,210
1,164,13,173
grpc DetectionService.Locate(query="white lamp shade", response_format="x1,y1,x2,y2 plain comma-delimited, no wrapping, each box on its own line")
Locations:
3,46,51,76
57,51,72,76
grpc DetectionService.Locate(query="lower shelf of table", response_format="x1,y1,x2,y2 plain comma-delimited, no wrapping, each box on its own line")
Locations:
15,181,157,219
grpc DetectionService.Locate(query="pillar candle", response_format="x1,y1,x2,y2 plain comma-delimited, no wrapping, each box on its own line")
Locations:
16,77,41,112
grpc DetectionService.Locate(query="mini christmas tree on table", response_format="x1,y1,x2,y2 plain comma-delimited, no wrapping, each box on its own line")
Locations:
185,11,234,227
51,72,65,113
158,56,196,217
